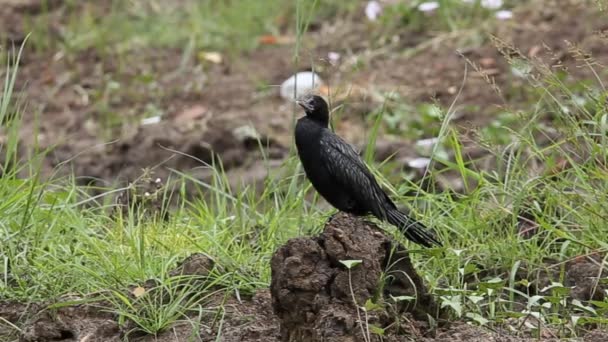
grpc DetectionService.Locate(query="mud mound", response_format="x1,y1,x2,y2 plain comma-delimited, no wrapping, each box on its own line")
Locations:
5,292,280,342
425,322,523,342
19,300,119,342
584,329,608,342
202,290,281,342
423,322,569,342
0,302,37,340
515,253,607,303
270,212,438,342
4,228,606,341
4,253,279,342
564,255,607,302
114,171,168,219
52,114,286,189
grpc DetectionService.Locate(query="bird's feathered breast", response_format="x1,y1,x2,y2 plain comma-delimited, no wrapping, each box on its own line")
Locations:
318,130,395,215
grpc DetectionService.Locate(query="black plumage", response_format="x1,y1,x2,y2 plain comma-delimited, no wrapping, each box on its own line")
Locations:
294,94,441,247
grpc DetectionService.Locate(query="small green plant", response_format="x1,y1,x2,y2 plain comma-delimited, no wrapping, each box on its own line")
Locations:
340,259,372,341
368,93,443,139
3,1,608,340
105,275,221,336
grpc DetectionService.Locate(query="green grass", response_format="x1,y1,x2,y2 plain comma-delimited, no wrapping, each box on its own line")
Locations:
23,0,517,55
27,0,282,54
19,0,515,138
2,0,608,340
24,0,363,55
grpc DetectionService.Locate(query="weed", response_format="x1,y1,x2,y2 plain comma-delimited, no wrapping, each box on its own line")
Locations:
2,0,608,340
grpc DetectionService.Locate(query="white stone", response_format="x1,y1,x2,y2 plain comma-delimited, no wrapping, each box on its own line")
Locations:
481,0,503,9
418,2,439,12
495,10,512,20
279,72,324,100
408,157,432,169
141,115,161,125
365,1,382,21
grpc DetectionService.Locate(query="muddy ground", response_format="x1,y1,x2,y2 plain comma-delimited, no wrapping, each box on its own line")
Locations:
1,213,607,341
1,0,607,191
1,0,608,341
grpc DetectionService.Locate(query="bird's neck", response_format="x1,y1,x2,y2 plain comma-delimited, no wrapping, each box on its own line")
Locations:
307,111,329,127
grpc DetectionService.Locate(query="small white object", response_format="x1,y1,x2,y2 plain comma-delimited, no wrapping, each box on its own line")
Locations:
328,51,341,64
199,51,223,64
141,116,161,125
481,0,503,9
415,137,439,148
415,137,440,156
418,2,439,12
407,157,432,169
279,72,324,100
495,10,512,20
232,125,261,142
365,1,382,21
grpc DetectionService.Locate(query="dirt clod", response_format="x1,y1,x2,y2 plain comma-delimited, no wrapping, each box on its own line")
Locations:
517,254,607,303
565,255,607,302
270,212,436,342
203,290,281,342
20,301,119,342
584,329,608,342
168,253,215,278
114,170,168,219
424,322,533,342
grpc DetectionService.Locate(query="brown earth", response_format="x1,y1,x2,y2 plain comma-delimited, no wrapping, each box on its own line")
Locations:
2,213,606,342
1,1,608,341
4,295,606,342
528,253,608,303
270,212,437,341
1,0,607,193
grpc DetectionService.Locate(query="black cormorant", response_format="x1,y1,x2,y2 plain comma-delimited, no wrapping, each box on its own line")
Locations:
294,94,441,247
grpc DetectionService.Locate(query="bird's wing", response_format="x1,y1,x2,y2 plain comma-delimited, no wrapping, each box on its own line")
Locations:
319,130,393,217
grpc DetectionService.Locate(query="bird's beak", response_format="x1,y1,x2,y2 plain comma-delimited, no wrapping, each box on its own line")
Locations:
295,98,313,112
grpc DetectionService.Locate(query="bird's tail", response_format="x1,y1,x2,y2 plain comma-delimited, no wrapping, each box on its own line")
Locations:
386,209,441,247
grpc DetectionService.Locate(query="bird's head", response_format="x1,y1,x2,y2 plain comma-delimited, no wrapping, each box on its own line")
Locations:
296,94,329,127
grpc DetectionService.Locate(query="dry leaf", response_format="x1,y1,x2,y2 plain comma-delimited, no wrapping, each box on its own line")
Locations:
258,35,294,45
529,45,542,58
174,105,208,122
198,51,223,64
318,85,331,96
475,68,500,76
479,57,496,68
132,286,146,298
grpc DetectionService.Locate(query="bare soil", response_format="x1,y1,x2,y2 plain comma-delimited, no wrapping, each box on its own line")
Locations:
2,213,607,341
1,1,607,191
270,212,437,341
1,1,608,341
5,291,607,342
